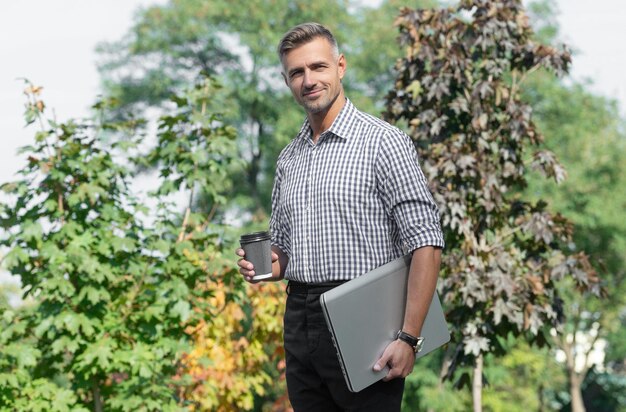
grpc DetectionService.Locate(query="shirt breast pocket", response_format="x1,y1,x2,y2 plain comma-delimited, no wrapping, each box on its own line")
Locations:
323,159,374,209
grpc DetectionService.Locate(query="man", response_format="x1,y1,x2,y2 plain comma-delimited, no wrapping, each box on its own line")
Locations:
236,22,444,411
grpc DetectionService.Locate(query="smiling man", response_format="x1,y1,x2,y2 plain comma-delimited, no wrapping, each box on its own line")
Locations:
236,22,444,411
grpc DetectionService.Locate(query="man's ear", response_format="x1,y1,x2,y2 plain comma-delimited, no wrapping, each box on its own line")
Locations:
337,54,347,80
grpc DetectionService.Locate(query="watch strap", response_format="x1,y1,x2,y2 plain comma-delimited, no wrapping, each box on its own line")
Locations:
396,330,424,353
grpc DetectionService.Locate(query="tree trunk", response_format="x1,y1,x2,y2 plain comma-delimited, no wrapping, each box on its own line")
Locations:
570,373,586,412
93,378,104,412
438,346,453,383
472,354,483,412
427,349,453,412
245,120,263,208
555,326,592,412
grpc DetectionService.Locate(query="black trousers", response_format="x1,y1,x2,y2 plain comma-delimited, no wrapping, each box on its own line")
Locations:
284,281,404,412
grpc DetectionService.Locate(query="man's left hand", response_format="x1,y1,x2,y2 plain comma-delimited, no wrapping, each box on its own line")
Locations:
373,339,415,381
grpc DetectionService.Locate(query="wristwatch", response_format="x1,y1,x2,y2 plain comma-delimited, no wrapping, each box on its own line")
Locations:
396,330,425,353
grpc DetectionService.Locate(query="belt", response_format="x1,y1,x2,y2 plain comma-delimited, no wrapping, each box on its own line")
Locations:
286,280,346,295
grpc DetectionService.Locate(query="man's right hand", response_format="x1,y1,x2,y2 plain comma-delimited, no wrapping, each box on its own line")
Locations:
236,248,281,283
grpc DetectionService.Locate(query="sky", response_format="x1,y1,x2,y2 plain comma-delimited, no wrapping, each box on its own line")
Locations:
1,0,625,285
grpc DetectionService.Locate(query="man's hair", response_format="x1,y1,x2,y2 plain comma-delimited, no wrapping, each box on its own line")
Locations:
277,22,339,60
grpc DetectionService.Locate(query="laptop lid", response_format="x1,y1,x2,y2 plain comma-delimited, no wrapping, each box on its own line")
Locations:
320,253,450,392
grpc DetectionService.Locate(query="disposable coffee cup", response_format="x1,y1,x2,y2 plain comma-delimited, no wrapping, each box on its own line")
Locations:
239,231,273,281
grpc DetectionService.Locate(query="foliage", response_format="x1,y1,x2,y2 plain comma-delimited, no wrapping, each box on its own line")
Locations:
482,339,566,411
135,77,287,410
96,0,340,211
0,78,282,411
401,355,470,411
580,368,626,412
525,72,626,345
0,283,19,309
180,282,286,411
384,0,601,386
96,0,435,215
524,73,626,286
521,70,626,411
348,0,438,112
139,77,242,218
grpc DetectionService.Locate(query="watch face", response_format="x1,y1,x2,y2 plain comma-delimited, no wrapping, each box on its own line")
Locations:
416,337,425,353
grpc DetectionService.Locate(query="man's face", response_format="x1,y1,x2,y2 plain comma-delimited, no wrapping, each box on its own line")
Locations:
281,37,346,115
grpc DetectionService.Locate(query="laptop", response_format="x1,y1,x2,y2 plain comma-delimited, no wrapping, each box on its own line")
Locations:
320,253,450,392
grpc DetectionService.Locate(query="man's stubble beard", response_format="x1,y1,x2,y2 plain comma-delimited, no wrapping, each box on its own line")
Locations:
301,88,341,115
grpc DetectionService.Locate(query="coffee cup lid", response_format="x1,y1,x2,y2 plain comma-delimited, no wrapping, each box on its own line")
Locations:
240,231,271,244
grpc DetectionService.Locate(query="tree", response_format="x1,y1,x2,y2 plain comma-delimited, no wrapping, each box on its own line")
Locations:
505,1,626,408
0,78,276,411
384,1,601,410
97,0,342,211
523,71,626,412
96,0,435,216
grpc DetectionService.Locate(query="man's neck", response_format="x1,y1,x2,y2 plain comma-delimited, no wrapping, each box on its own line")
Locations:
308,92,346,144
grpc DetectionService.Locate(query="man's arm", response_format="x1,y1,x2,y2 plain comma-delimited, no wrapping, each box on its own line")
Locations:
373,245,442,380
402,246,441,338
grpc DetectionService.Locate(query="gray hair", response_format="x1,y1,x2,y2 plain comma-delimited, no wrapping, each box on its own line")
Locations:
277,22,339,60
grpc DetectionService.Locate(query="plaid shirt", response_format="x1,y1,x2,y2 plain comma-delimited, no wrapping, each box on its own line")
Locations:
270,99,444,283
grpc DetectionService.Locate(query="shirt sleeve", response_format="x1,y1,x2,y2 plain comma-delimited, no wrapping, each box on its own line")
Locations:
269,161,291,258
375,129,445,252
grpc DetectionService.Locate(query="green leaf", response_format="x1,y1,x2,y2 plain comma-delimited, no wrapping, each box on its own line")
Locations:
2,309,14,323
4,344,40,368
77,286,110,305
405,80,422,101
34,317,54,339
2,247,29,270
80,339,114,370
57,312,80,335
43,277,76,298
0,372,19,389
171,300,191,322
51,336,80,355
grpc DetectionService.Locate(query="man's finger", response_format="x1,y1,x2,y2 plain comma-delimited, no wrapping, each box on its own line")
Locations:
237,258,254,270
373,352,390,372
383,367,400,382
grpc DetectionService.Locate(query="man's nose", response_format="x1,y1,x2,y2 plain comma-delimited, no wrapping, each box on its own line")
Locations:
303,70,316,88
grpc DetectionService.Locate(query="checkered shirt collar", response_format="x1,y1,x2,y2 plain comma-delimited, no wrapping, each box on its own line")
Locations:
294,98,357,143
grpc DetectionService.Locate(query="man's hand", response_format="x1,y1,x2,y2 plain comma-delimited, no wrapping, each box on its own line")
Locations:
236,248,281,283
372,339,415,381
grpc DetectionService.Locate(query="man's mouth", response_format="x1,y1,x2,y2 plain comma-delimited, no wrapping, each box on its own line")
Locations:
303,89,323,97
